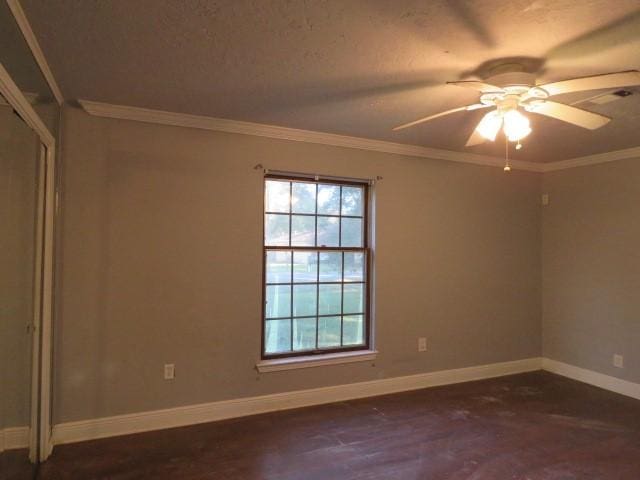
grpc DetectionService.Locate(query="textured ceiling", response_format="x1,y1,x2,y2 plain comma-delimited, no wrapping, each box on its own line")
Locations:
0,0,52,100
21,0,640,162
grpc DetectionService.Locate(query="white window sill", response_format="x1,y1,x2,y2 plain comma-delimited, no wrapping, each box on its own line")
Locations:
256,350,378,373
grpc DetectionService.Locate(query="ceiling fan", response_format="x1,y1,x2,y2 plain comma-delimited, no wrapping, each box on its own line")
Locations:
393,67,640,147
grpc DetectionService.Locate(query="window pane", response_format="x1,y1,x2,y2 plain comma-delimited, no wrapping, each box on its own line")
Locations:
265,285,291,318
291,215,315,246
319,252,342,282
265,180,290,213
293,284,316,317
292,182,316,214
343,252,364,282
265,319,291,353
343,315,364,345
317,184,340,214
293,251,317,283
343,283,364,314
293,318,316,351
265,214,289,246
341,186,363,216
266,251,291,284
317,216,339,247
318,284,341,315
318,316,341,348
341,217,363,247
264,178,369,356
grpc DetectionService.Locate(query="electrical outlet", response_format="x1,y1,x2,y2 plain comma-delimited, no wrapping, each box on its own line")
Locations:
613,354,624,368
164,363,175,379
418,337,427,352
541,194,549,206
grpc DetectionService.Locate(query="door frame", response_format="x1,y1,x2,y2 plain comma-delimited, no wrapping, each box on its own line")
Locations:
0,61,57,461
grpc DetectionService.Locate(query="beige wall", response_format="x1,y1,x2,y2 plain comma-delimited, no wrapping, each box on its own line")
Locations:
54,105,542,424
542,157,640,383
0,104,39,429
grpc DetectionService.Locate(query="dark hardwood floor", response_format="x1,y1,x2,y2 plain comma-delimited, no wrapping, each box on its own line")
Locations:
39,371,640,479
0,449,36,480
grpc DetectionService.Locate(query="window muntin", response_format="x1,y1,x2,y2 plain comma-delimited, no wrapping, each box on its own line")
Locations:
263,176,369,358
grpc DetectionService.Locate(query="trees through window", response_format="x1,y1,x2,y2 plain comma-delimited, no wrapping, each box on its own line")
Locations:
263,175,370,358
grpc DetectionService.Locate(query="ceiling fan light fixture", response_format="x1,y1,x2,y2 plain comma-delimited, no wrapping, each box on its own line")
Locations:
392,69,640,163
503,109,531,142
476,110,503,141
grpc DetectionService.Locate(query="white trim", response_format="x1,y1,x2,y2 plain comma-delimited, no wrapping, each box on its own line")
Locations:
39,144,56,461
0,61,57,461
78,100,640,173
257,350,378,373
52,357,541,445
78,100,544,172
28,146,46,462
6,0,64,105
542,358,640,400
0,62,54,147
0,91,38,105
0,427,30,453
541,146,640,172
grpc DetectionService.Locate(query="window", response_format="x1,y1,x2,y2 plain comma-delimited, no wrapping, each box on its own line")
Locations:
262,175,370,359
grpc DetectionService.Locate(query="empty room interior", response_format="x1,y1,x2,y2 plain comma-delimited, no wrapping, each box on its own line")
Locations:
1,1,640,479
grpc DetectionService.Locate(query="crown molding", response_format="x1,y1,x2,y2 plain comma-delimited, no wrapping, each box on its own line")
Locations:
78,100,545,172
541,146,640,172
0,62,55,146
7,0,64,105
78,100,640,173
0,90,38,106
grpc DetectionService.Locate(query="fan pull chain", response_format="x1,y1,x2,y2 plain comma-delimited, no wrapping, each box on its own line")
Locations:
504,136,512,172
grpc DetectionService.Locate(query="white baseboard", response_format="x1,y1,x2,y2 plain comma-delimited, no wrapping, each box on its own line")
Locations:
52,357,542,445
542,358,640,400
0,426,30,453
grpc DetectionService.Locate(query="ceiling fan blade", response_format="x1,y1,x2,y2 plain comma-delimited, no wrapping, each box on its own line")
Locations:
527,100,611,129
545,12,640,62
465,127,486,147
466,103,490,111
392,104,489,131
447,80,504,93
538,70,640,96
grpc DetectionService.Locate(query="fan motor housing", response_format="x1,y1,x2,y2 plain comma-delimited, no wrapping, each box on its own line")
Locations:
479,70,550,108
486,71,536,90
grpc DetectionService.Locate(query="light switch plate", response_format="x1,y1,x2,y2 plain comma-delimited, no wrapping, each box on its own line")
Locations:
164,363,175,379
